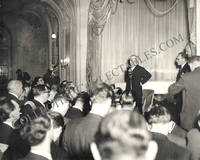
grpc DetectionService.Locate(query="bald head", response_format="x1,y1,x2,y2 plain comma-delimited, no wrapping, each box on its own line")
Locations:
7,80,23,98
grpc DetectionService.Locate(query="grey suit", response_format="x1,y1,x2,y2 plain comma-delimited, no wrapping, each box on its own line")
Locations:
169,67,200,130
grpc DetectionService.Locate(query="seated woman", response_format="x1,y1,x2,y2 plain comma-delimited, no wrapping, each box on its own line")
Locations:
0,98,21,152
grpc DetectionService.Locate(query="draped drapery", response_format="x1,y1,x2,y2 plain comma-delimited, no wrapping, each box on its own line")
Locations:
101,0,188,83
184,0,196,56
86,0,118,92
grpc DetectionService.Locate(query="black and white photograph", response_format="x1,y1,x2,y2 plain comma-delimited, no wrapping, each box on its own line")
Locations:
0,0,199,159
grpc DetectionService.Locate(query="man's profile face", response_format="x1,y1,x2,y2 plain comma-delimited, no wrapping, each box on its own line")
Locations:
175,55,185,66
128,56,139,68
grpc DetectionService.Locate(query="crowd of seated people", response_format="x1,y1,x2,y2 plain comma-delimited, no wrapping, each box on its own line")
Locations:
2,55,200,160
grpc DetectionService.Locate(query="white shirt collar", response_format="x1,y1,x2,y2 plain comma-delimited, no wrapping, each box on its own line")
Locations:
31,149,52,160
181,62,187,69
34,97,45,107
72,105,83,112
8,92,19,99
3,121,14,129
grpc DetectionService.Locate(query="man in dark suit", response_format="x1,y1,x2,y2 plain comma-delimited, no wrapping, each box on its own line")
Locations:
145,105,192,160
7,80,24,110
18,85,50,128
169,56,200,130
66,91,91,119
125,56,151,113
62,83,113,160
174,51,191,124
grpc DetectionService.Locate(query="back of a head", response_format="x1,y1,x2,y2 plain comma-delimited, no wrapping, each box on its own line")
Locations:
94,110,151,160
51,95,70,116
32,76,44,86
91,83,114,105
113,87,123,103
48,111,64,129
7,80,22,94
145,105,171,125
0,98,15,123
120,91,135,110
20,115,51,146
75,91,91,115
32,84,49,96
178,51,189,61
23,72,31,81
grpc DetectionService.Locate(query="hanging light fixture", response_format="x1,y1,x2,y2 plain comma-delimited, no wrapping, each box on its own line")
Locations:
119,0,135,4
51,33,56,39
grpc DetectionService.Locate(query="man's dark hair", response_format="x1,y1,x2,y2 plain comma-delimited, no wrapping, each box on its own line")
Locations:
75,91,91,115
32,84,50,96
178,51,189,61
145,105,171,124
48,111,64,128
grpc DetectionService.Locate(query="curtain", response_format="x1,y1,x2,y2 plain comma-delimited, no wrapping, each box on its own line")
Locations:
101,0,188,84
86,0,118,92
184,0,196,56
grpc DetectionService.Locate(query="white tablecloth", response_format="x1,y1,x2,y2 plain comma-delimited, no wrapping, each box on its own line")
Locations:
115,81,174,94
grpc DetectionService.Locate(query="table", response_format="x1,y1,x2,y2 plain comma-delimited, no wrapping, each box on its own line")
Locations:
115,81,174,94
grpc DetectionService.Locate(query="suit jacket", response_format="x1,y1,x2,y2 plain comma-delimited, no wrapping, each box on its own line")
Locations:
0,123,14,145
21,99,48,118
7,93,23,109
65,107,84,119
51,142,69,160
169,67,200,130
125,65,152,94
2,125,30,160
152,132,192,160
17,99,48,128
125,65,151,113
18,152,49,160
187,129,200,160
62,113,102,160
171,124,187,138
175,63,191,114
176,63,191,81
3,141,68,160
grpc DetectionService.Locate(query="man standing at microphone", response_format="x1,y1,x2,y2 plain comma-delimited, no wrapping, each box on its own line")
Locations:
125,55,152,113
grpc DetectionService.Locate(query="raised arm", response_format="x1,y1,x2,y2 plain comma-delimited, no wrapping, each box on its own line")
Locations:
141,67,152,84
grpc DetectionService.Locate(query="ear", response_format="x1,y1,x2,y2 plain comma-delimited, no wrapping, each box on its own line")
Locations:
168,121,175,134
90,142,101,160
144,140,158,160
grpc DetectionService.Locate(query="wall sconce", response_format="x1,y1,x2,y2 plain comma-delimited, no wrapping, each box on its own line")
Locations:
52,33,57,39
60,57,70,69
